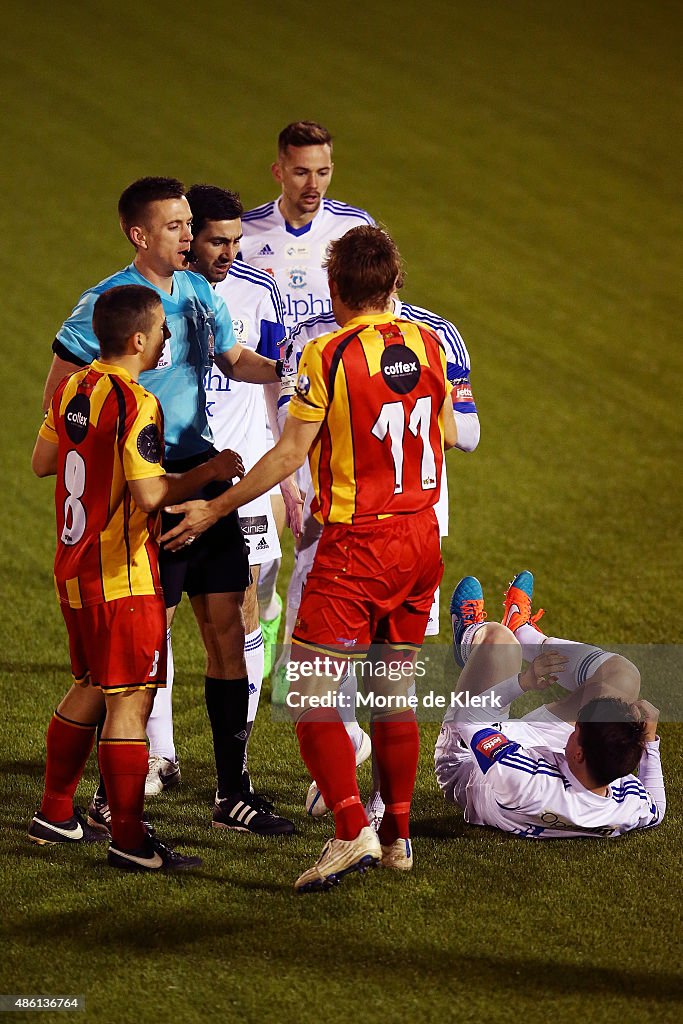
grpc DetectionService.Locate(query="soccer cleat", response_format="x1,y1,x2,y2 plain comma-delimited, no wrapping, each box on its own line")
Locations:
270,663,290,705
450,576,487,667
305,730,372,817
294,826,381,893
502,570,545,634
28,807,108,846
212,791,295,836
86,793,112,837
108,829,202,872
260,594,283,678
380,837,413,871
144,755,181,798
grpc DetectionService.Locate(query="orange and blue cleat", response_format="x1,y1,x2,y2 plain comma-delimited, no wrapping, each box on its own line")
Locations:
502,570,545,634
450,576,487,667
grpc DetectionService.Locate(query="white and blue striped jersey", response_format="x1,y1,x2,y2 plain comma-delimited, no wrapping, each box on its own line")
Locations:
240,197,375,332
205,260,286,565
435,718,664,839
280,298,474,414
208,259,285,458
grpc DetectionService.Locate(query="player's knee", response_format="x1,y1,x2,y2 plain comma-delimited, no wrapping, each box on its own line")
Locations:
474,621,517,647
609,655,641,701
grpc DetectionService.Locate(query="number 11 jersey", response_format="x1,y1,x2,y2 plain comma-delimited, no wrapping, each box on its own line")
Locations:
288,315,451,525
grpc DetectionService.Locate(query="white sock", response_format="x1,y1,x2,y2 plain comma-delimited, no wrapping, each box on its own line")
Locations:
245,628,264,726
530,637,611,692
514,622,548,664
146,628,176,761
257,558,281,619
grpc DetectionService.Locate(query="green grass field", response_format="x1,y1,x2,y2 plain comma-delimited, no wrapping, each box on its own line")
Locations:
1,1,682,1021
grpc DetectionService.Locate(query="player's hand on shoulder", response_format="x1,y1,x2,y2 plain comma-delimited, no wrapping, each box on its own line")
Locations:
633,699,660,742
520,649,569,691
213,448,245,480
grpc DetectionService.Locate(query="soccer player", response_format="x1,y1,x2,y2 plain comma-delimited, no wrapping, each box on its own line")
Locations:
436,572,665,838
29,284,243,870
240,120,376,650
40,177,293,837
160,226,458,891
141,182,298,815
276,294,480,824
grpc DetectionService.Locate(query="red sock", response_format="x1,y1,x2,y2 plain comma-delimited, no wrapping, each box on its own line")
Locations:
371,712,420,845
98,740,148,850
296,713,368,840
41,711,96,821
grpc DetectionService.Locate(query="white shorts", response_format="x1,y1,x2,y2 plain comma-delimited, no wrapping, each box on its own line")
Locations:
238,492,281,566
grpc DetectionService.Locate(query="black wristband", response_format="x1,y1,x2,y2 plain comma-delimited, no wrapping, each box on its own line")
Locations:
275,358,285,379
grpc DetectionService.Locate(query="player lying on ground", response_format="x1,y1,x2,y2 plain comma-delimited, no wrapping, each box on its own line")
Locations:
29,285,244,871
435,572,665,838
160,226,458,891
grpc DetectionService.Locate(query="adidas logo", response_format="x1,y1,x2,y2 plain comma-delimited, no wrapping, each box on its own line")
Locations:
257,244,274,256
255,538,269,550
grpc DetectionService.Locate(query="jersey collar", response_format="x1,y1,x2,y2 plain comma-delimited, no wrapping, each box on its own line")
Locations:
343,312,397,328
276,198,322,236
91,359,135,384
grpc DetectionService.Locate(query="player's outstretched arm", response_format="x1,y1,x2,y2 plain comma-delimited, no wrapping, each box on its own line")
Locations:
215,344,280,385
128,449,244,513
161,416,319,551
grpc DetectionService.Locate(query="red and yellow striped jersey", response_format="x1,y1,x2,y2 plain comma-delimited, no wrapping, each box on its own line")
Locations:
40,360,166,608
289,314,451,524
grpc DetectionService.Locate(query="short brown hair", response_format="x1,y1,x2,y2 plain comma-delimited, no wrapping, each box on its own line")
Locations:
118,176,186,235
278,121,332,155
324,226,403,310
92,285,162,359
576,697,647,786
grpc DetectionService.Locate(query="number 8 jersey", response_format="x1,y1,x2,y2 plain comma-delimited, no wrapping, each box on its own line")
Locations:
40,361,166,608
289,315,452,524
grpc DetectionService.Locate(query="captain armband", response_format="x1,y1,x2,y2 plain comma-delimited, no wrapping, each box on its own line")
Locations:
450,377,474,407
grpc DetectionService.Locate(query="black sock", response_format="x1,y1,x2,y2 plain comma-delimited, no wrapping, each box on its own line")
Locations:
204,676,250,799
95,713,107,800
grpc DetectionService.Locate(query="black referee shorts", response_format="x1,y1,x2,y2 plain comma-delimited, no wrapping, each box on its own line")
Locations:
160,448,251,609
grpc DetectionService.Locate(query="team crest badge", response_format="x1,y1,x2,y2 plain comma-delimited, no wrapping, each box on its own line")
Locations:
289,267,306,289
296,374,311,397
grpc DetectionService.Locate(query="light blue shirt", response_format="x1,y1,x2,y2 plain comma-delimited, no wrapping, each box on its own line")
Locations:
55,264,237,459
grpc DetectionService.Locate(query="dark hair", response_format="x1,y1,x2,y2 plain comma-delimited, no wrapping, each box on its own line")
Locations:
576,697,647,786
186,184,243,236
118,177,186,234
278,120,333,154
324,226,403,310
92,285,162,358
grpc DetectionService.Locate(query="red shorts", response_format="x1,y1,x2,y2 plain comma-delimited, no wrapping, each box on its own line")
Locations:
60,595,167,693
292,507,443,654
